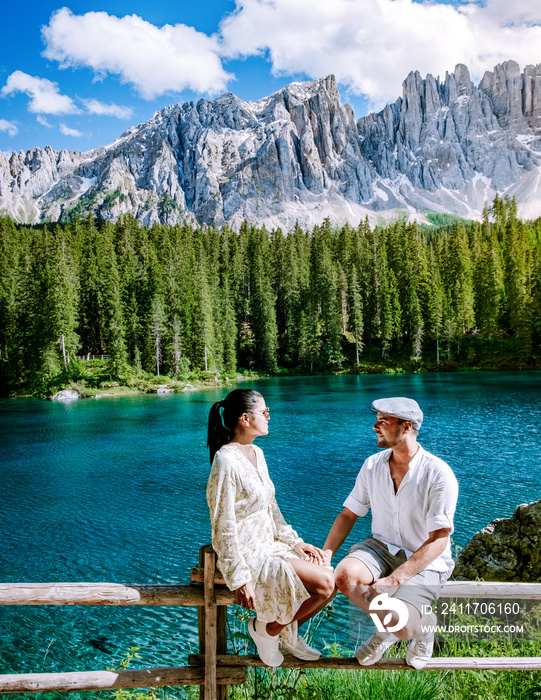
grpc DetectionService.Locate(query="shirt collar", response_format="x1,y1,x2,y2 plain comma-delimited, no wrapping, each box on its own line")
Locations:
383,444,424,470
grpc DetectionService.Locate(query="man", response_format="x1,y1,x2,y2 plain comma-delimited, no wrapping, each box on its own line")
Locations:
323,397,458,669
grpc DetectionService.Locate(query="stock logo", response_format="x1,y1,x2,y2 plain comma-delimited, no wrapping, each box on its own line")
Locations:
368,593,409,633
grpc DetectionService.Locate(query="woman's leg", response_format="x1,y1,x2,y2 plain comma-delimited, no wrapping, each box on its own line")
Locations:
265,558,335,636
295,587,336,627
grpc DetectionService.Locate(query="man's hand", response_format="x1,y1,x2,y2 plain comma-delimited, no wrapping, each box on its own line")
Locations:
322,549,333,566
235,581,256,609
293,541,326,564
360,575,401,604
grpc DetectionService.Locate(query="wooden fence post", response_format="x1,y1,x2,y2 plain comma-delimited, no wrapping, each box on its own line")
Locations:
198,546,228,700
216,577,228,700
204,547,217,700
197,547,206,700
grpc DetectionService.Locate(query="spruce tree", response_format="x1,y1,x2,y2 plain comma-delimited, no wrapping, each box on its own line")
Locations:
447,223,475,339
148,293,167,376
191,233,217,371
349,267,364,365
475,230,504,336
36,225,80,379
250,227,278,372
99,222,128,378
507,218,533,357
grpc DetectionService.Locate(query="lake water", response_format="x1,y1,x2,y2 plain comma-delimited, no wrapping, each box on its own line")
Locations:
1,372,540,676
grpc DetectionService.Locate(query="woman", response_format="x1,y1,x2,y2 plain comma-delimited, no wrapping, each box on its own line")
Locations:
207,389,335,667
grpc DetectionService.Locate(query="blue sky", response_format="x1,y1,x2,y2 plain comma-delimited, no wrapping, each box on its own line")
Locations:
1,0,540,153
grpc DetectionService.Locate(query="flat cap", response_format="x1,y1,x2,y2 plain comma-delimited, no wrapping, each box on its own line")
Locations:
372,397,423,430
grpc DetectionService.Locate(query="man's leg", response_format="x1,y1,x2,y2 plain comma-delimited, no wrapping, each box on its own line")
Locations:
391,569,443,669
335,555,389,617
392,602,434,641
335,544,402,665
335,542,404,625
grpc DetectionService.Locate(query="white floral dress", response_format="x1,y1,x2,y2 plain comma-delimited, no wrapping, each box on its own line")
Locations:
207,443,310,644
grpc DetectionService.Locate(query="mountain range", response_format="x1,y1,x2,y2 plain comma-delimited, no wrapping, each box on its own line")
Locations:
1,59,540,229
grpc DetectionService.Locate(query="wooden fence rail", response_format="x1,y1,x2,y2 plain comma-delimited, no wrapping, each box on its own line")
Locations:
0,582,234,606
1,545,541,699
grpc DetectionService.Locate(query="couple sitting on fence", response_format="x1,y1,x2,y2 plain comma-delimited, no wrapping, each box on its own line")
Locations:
206,389,458,669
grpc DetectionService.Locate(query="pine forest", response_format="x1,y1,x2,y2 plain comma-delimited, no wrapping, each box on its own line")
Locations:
0,195,540,397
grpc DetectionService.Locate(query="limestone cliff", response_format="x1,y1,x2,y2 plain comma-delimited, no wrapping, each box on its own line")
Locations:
1,62,541,228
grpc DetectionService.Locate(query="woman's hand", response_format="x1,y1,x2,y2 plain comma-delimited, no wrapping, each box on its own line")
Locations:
235,581,256,610
293,541,326,564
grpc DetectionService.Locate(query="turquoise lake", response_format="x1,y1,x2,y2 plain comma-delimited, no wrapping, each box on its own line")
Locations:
1,372,540,676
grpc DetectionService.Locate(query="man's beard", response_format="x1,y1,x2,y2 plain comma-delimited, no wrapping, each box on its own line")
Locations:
376,431,401,449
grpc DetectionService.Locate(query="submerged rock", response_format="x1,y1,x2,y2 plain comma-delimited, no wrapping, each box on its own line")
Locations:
453,500,541,582
50,389,79,401
156,385,174,394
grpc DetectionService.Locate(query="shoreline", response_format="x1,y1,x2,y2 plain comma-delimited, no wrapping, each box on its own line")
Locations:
5,360,541,401
6,372,268,401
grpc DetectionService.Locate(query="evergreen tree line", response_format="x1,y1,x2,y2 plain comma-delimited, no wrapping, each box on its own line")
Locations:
0,195,540,391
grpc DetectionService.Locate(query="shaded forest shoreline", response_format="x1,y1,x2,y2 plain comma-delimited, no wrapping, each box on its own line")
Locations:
1,195,540,398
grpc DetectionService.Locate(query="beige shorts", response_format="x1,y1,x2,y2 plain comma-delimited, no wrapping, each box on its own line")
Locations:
347,537,448,614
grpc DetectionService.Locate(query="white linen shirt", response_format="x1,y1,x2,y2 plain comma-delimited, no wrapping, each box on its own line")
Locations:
343,445,459,575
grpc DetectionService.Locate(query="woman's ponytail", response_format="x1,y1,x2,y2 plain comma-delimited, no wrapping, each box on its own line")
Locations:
207,399,231,463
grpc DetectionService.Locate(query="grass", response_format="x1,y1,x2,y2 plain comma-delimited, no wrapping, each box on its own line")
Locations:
226,664,445,700
433,634,541,700
219,606,541,700
223,633,541,700
7,357,266,399
6,619,541,700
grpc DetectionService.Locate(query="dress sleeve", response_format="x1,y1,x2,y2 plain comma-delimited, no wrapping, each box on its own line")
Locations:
270,496,302,548
206,453,252,591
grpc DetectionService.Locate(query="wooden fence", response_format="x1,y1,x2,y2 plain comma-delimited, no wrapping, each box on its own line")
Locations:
1,545,541,699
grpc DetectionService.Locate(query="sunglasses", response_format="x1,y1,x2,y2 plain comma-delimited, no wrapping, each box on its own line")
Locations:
251,407,270,418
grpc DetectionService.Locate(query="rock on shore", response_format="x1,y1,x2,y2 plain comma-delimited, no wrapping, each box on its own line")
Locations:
453,500,541,582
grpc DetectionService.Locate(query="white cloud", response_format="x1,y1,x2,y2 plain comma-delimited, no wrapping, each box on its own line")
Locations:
0,119,18,136
219,0,541,108
42,8,232,100
1,70,79,114
82,99,133,119
60,122,83,137
37,115,53,127
481,0,541,25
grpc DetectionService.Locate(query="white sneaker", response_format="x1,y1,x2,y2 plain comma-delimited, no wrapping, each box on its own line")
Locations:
247,618,284,667
406,629,434,669
354,631,399,665
280,635,321,661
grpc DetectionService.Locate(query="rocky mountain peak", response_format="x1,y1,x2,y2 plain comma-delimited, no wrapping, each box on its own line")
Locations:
358,61,541,214
480,60,528,128
1,62,541,228
454,63,474,97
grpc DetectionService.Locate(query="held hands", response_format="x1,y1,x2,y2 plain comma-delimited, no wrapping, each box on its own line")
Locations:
322,549,333,566
293,541,326,564
235,581,256,610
